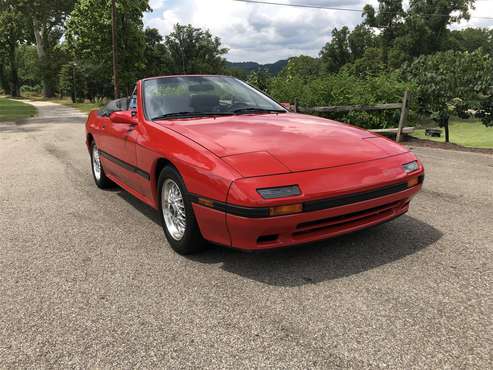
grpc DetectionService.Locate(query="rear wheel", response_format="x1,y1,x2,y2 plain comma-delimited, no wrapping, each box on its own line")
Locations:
158,166,207,255
90,142,113,189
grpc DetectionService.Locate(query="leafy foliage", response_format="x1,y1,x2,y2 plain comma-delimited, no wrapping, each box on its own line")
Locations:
66,0,150,98
269,71,412,129
143,28,169,78
164,24,228,74
247,69,272,92
402,50,493,137
0,3,30,96
320,27,352,73
8,0,75,97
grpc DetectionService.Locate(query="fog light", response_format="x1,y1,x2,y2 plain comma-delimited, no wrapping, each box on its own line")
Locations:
269,204,303,216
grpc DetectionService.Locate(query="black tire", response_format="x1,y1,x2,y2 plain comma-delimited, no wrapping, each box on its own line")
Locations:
157,166,207,255
90,141,114,189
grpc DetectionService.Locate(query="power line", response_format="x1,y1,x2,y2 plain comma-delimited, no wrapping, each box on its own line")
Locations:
232,0,493,21
234,0,367,13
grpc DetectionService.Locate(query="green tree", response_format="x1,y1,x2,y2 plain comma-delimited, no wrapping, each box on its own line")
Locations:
59,62,81,102
17,45,41,88
247,69,271,92
164,24,228,74
320,27,351,73
143,28,169,78
8,0,75,97
279,56,321,81
447,28,493,55
363,0,405,63
404,0,475,57
363,0,477,64
348,25,376,60
320,25,376,74
0,3,29,96
66,0,150,98
342,48,386,78
224,67,249,81
402,50,493,141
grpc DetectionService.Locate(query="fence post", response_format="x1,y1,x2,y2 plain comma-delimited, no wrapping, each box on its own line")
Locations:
397,90,409,143
293,98,298,113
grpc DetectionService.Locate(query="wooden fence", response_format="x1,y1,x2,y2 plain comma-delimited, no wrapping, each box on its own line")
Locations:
290,91,411,142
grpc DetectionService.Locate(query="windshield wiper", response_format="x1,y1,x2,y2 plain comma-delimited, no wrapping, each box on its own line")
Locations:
152,112,232,120
232,107,286,115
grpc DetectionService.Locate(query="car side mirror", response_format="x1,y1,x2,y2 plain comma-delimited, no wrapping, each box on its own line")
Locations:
110,111,137,125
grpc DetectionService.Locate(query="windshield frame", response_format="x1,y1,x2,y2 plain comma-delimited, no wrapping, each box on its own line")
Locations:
142,75,287,121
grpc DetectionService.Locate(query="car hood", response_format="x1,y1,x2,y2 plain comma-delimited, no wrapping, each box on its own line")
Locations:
162,113,409,175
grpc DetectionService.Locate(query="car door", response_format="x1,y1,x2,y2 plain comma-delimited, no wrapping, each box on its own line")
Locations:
104,91,142,192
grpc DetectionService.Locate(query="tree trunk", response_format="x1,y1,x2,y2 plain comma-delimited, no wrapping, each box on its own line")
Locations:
0,60,10,93
444,118,450,143
33,18,54,98
8,43,20,97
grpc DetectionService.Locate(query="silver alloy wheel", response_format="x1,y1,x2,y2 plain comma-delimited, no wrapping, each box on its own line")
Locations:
162,179,186,241
92,144,102,181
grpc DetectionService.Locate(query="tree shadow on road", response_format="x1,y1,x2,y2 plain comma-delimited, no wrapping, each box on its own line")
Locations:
116,190,442,287
15,117,85,125
0,123,41,133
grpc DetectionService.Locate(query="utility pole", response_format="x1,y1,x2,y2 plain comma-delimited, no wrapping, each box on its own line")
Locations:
111,0,120,98
72,62,77,103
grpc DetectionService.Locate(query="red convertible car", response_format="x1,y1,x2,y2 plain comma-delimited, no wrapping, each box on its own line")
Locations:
86,75,424,254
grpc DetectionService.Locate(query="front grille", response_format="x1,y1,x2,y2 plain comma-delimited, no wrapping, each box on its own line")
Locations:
293,200,405,238
303,182,409,212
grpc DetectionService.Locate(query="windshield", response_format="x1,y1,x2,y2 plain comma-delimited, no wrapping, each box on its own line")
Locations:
143,75,286,120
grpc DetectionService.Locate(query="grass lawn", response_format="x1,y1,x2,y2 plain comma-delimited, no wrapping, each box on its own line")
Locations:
0,98,37,122
411,119,493,149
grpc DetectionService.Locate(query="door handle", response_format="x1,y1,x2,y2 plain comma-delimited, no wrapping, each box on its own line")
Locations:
127,124,137,133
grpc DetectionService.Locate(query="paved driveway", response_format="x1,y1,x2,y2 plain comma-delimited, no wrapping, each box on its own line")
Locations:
0,101,491,368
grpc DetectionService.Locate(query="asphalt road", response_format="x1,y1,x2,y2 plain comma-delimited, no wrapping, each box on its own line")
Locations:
1,101,492,368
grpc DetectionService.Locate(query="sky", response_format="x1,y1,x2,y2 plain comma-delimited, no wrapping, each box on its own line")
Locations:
144,0,493,64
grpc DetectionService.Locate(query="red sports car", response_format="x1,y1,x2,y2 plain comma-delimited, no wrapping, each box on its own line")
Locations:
85,75,424,254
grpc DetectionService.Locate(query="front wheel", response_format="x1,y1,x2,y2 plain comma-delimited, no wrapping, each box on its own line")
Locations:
158,166,207,255
90,142,114,189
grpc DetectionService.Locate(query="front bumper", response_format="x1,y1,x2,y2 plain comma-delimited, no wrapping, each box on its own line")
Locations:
192,153,425,250
224,184,420,250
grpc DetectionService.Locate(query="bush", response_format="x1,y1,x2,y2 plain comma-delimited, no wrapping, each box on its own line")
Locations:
20,85,42,97
269,71,413,129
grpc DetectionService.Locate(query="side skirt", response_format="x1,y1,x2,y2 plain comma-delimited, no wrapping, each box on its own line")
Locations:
106,173,158,210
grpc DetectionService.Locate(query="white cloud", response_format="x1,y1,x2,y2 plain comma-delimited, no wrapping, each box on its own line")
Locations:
452,0,493,30
144,0,493,63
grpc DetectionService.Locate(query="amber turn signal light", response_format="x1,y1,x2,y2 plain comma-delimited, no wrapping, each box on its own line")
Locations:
408,177,419,188
269,204,303,216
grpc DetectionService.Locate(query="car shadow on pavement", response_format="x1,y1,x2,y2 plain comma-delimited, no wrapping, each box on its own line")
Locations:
117,191,162,224
191,215,443,287
117,191,442,287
